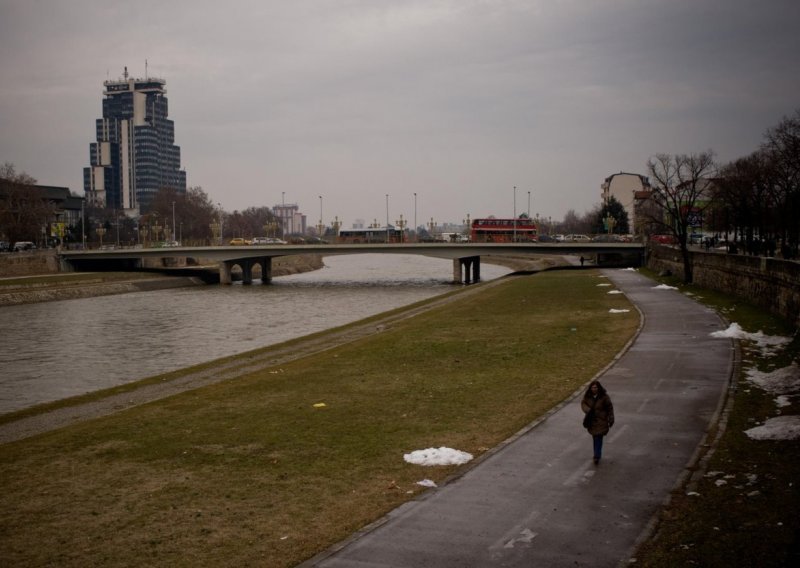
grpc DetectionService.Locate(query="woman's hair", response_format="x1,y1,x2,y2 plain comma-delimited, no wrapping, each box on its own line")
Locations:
585,380,607,397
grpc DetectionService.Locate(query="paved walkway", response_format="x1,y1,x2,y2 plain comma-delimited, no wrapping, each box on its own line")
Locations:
302,268,734,567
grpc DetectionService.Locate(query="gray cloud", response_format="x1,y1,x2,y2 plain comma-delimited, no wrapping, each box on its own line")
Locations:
1,0,798,226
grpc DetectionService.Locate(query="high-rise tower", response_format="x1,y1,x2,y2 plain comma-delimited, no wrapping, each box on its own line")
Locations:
83,67,186,214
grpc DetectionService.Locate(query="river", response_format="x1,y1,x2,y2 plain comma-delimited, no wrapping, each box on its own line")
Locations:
0,254,512,414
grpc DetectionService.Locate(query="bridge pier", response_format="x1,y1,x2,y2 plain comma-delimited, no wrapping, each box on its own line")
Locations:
260,257,272,284
453,256,481,284
220,261,233,285
241,260,254,285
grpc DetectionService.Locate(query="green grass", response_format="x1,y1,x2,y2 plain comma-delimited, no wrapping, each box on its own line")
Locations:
0,270,639,567
632,269,800,568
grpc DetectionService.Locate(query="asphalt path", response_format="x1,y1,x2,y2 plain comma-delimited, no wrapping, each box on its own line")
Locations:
302,268,734,568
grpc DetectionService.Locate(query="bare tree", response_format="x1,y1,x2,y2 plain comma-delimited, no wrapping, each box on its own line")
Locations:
761,110,800,254
0,162,55,246
645,151,717,283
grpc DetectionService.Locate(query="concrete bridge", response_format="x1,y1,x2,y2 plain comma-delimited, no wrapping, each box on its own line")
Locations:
59,242,645,284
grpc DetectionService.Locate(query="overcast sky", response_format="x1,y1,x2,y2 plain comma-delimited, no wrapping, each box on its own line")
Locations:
1,0,798,228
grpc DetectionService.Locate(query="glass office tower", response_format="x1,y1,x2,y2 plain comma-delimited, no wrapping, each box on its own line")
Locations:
83,67,186,213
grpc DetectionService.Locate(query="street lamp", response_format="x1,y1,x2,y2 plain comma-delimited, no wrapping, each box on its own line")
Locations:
513,186,517,242
385,194,390,243
413,192,417,243
318,195,324,238
172,201,176,244
395,214,406,243
217,203,223,245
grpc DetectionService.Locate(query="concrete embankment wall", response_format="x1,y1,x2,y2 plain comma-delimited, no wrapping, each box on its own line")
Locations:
647,245,800,326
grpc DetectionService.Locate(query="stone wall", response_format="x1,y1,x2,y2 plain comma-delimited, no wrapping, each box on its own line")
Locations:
647,245,800,326
0,251,61,276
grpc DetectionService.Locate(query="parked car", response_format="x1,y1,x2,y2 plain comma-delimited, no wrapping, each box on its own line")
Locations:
564,234,591,242
12,241,36,251
537,235,558,243
266,237,287,244
229,238,252,246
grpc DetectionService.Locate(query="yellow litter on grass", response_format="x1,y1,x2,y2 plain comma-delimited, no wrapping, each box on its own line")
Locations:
313,403,327,408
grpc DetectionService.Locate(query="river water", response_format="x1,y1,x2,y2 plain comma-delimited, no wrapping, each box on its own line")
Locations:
0,254,511,414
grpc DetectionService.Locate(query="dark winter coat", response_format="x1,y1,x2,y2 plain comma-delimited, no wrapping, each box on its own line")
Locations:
581,392,614,436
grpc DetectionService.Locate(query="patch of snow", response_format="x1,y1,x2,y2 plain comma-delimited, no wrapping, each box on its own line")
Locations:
607,290,623,295
622,267,637,271
404,447,474,466
745,362,799,395
653,284,678,290
776,395,792,408
710,323,792,357
745,415,800,441
416,479,438,488
609,309,630,313
596,283,612,287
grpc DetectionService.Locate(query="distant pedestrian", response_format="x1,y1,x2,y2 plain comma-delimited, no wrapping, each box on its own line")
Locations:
579,256,585,266
581,380,614,465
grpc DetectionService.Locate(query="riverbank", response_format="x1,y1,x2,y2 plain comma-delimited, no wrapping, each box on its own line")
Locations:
0,269,640,566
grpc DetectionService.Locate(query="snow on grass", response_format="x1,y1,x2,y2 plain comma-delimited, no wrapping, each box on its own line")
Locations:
609,309,630,313
745,362,800,396
745,415,800,441
607,290,623,295
710,323,792,356
404,447,473,466
653,284,678,290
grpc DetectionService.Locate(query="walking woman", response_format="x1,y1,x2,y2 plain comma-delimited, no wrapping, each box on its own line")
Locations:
581,380,614,464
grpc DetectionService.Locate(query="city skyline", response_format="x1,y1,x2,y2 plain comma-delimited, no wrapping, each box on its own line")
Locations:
1,1,799,227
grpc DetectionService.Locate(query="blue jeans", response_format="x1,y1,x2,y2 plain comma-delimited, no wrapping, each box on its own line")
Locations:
593,435,604,459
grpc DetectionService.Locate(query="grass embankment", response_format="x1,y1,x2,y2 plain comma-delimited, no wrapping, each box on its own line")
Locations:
633,270,800,568
0,270,637,567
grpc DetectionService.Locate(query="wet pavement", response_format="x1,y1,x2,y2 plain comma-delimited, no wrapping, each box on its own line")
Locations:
301,268,734,567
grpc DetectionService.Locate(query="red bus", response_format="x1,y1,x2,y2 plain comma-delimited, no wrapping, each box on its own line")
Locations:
471,218,537,243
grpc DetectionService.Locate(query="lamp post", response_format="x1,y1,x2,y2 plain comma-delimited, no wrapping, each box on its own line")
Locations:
413,192,417,243
318,195,324,238
513,186,517,242
395,214,406,243
528,191,531,218
385,194,390,243
81,199,86,249
217,203,223,245
172,201,176,244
